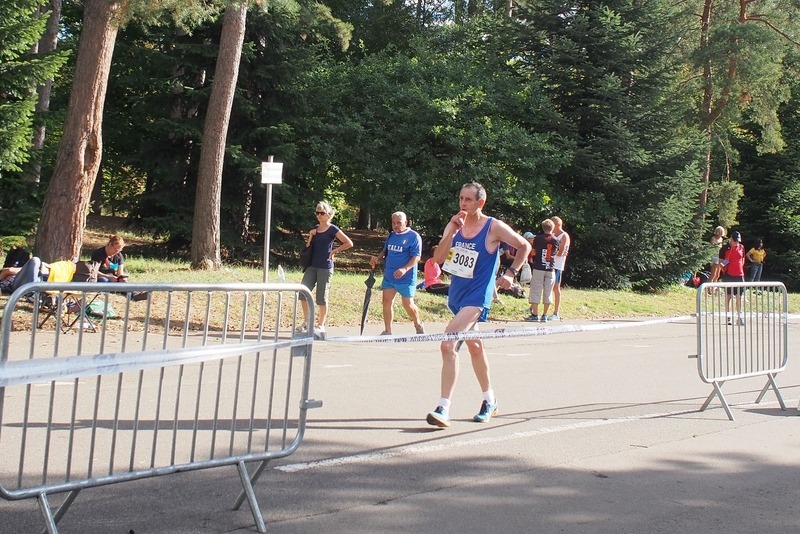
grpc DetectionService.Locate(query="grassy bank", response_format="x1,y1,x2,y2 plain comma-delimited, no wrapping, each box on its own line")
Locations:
86,213,793,328
123,257,716,327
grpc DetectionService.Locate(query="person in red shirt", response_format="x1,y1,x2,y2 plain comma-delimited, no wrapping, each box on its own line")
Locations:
719,230,746,325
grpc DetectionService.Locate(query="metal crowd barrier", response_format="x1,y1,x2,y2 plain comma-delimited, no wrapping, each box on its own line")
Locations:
694,281,788,420
0,281,321,533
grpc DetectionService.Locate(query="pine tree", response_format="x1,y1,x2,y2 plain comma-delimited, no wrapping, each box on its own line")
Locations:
514,0,707,289
0,0,67,243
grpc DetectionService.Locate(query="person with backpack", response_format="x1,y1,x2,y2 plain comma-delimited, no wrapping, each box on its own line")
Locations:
720,231,746,325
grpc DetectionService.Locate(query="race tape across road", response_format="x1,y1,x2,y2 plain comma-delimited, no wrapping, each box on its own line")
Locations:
328,315,699,344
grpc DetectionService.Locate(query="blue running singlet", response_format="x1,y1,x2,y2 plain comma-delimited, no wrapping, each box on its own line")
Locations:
444,217,500,320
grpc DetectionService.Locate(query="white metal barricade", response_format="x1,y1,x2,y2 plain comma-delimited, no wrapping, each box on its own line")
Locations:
694,281,788,420
0,282,321,533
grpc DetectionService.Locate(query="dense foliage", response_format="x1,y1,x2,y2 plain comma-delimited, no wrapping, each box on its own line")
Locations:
2,0,800,288
0,0,67,246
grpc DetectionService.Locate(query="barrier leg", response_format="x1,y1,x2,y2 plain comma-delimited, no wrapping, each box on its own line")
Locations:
233,459,269,511
700,381,734,421
236,460,267,533
754,373,786,410
38,489,80,534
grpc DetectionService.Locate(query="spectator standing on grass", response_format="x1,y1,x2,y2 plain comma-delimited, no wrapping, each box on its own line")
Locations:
550,216,570,320
300,201,354,340
720,230,746,325
426,182,531,428
370,212,425,335
524,219,559,323
746,239,766,282
708,226,726,283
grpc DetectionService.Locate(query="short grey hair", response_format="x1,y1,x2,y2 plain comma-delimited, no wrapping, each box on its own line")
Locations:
461,182,486,201
316,201,335,218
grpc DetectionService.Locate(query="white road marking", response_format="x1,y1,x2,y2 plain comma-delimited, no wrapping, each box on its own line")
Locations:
278,398,793,473
278,409,681,473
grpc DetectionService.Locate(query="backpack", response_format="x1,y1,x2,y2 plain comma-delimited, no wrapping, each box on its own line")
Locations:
86,300,118,319
299,245,312,271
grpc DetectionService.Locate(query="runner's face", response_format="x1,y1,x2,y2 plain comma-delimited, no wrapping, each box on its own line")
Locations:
459,187,484,214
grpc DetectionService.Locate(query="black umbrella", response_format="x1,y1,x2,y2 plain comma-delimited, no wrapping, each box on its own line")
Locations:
360,269,377,335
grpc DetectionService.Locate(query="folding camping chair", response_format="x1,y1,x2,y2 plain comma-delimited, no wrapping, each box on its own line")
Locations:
38,260,101,333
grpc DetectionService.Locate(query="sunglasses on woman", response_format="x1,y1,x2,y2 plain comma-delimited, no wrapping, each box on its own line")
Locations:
315,211,327,215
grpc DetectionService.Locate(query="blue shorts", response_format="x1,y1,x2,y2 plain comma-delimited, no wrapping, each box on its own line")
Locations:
381,278,416,298
553,269,563,284
447,303,490,322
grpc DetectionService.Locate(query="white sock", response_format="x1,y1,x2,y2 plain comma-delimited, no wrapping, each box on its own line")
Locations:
439,398,451,410
483,390,495,405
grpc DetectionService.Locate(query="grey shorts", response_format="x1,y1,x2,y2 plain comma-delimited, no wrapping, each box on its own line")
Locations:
529,269,555,305
301,266,333,305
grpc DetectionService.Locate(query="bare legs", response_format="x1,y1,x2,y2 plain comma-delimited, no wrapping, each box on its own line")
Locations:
381,288,422,334
299,300,327,328
553,281,561,316
438,307,487,400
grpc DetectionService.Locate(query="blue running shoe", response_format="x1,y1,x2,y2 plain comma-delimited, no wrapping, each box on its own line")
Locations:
473,400,498,423
540,315,549,323
426,406,450,427
524,313,539,322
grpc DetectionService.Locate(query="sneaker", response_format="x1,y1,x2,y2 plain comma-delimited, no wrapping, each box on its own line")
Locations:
426,406,450,427
473,400,498,423
726,317,733,326
549,313,560,321
540,315,549,323
415,323,425,334
296,325,307,334
314,325,326,340
524,313,539,322
380,331,391,336
738,316,745,326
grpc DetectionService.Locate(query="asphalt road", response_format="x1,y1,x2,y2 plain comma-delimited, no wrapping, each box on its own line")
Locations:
2,317,799,533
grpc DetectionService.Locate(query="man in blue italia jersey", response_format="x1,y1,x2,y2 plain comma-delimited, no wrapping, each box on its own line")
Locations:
370,211,425,335
426,182,531,428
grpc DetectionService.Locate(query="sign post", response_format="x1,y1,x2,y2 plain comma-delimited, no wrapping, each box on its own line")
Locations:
261,156,283,282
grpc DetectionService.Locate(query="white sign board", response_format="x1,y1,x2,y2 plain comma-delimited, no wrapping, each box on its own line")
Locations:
261,161,283,184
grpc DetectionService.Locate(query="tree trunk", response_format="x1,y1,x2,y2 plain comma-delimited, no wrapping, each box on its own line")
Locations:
34,0,119,262
190,1,248,270
357,206,371,230
24,0,62,185
698,0,713,214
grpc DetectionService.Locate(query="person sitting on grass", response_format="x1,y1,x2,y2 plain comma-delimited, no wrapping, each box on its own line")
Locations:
420,244,449,295
91,235,129,283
